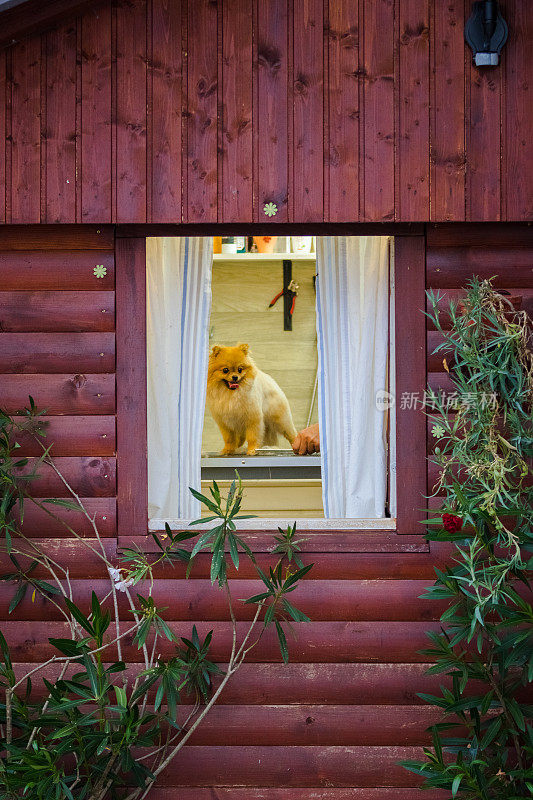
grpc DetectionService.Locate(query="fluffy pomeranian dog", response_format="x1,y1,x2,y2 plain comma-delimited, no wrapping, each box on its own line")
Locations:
206,343,297,455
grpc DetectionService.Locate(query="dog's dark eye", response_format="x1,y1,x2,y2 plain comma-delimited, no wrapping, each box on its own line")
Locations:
238,367,243,373
222,367,229,374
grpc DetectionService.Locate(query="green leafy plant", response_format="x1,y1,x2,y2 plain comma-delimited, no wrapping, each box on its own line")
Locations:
0,406,312,799
402,279,533,797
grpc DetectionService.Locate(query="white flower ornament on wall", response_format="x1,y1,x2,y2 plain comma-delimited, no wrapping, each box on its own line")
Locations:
263,202,277,217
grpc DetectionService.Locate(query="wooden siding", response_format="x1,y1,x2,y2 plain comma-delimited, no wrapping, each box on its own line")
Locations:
426,223,533,500
0,226,442,797
0,226,117,535
0,0,532,224
1,224,532,796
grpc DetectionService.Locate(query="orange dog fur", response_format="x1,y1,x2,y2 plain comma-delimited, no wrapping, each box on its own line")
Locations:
206,343,297,455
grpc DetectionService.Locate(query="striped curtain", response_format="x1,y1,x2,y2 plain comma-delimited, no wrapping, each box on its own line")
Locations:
146,237,213,522
316,236,390,518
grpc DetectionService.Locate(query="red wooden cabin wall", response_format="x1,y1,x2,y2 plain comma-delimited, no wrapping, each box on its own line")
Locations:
0,0,532,225
1,223,532,795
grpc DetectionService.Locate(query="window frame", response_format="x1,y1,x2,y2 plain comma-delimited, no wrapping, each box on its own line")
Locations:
115,226,427,546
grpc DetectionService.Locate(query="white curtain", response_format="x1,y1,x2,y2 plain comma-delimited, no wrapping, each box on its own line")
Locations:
316,236,390,518
147,237,213,521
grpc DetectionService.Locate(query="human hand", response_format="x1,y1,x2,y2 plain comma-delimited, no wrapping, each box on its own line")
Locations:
292,423,320,455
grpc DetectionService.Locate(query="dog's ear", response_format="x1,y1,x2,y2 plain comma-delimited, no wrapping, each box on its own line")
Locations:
237,342,249,355
210,345,222,358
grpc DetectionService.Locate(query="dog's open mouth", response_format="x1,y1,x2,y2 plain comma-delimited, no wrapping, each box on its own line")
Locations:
224,380,240,390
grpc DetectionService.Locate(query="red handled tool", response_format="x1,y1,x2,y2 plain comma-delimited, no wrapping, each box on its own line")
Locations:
269,279,299,317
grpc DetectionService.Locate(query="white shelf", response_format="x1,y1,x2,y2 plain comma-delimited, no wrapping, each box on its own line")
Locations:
213,252,315,262
201,454,321,468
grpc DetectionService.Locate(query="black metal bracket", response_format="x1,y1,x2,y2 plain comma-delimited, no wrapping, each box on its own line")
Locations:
283,259,292,331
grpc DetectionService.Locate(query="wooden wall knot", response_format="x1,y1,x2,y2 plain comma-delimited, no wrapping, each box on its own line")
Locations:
125,121,146,136
237,117,251,136
196,77,217,99
329,146,340,168
71,374,87,390
328,26,358,49
340,31,358,49
258,43,282,73
400,24,430,45
294,74,309,96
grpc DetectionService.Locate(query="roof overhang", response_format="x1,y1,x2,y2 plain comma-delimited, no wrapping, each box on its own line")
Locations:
0,0,103,50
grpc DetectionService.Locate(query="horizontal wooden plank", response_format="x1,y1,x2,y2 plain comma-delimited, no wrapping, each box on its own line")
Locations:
0,579,444,622
12,456,116,497
159,551,439,581
426,247,533,288
148,790,446,800
6,661,457,705
427,370,454,394
426,461,532,494
11,500,116,538
1,543,444,581
427,330,447,373
0,291,115,331
138,534,428,554
0,373,116,415
12,415,115,456
0,540,116,575
0,226,115,250
0,333,115,373
425,287,533,330
426,224,533,249
15,661,516,709
2,620,439,663
153,745,425,787
0,251,114,289
180,704,441,746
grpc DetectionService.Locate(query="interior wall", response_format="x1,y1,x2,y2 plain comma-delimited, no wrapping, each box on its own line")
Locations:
203,255,318,453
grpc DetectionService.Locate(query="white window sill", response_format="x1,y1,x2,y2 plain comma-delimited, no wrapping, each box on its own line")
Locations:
149,517,397,532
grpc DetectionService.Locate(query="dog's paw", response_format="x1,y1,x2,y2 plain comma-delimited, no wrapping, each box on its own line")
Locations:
221,447,236,456
246,448,257,456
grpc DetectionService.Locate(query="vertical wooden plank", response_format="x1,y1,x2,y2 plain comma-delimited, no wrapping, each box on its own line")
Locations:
116,236,147,540
466,61,501,221
151,0,182,223
293,0,324,221
221,0,253,222
394,235,426,533
44,22,77,223
0,51,6,223
398,0,429,221
4,49,12,224
430,0,465,222
327,0,359,223
10,36,41,223
81,5,112,222
186,0,218,223
360,0,394,221
256,0,289,223
504,1,533,221
116,0,148,223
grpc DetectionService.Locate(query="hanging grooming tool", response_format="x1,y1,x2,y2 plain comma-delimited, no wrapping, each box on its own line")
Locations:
268,260,298,330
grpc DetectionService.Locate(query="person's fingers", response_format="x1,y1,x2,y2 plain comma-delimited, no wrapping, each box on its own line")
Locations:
292,434,301,454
